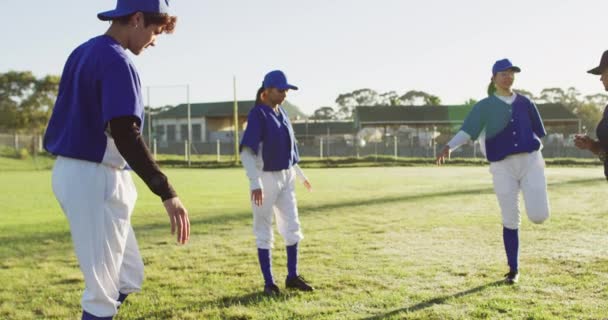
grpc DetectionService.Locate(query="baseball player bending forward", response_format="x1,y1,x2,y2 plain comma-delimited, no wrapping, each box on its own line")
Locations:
43,1,190,319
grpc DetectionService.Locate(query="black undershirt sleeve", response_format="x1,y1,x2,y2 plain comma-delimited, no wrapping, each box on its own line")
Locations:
108,116,177,201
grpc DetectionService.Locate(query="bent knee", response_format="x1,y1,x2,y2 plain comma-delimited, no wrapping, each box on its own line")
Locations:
529,211,550,224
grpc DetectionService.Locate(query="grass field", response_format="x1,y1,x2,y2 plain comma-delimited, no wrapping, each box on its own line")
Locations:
1,164,607,319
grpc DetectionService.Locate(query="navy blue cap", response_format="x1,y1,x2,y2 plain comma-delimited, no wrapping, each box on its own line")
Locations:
98,0,170,21
492,59,521,75
587,50,608,75
262,70,298,90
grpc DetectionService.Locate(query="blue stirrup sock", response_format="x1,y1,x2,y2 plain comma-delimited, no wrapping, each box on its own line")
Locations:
503,226,519,273
117,292,128,303
257,248,275,286
286,242,299,279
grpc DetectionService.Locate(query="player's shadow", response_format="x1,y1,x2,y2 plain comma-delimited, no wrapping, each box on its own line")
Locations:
360,280,505,320
132,290,298,320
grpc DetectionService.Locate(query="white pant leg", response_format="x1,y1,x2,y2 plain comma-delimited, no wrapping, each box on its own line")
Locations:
253,171,281,249
52,157,138,317
274,169,303,246
490,158,521,229
521,151,550,224
118,224,144,296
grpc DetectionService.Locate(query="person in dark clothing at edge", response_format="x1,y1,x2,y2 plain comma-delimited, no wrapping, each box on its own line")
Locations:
575,50,608,176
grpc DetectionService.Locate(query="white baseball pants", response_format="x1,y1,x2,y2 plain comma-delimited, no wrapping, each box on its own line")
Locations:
253,168,304,249
51,156,144,317
489,151,550,229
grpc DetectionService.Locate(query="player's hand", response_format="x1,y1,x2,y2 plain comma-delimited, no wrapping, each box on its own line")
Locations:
303,180,312,192
251,188,263,207
163,197,190,244
436,145,450,165
573,134,595,150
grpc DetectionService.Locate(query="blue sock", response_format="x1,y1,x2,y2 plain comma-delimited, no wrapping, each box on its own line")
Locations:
286,242,299,279
116,292,128,309
503,227,519,273
82,310,112,320
257,248,274,286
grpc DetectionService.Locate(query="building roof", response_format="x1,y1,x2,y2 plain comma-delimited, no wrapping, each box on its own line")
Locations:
355,104,578,125
154,100,307,119
292,121,355,136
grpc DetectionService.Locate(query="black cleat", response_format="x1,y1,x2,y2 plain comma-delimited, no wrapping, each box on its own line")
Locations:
504,271,519,284
264,283,281,295
285,275,314,291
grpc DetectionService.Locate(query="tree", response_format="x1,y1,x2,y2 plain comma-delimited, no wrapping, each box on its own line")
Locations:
584,93,608,106
334,88,381,119
399,90,441,106
577,103,603,135
538,87,566,104
0,71,59,134
378,91,401,106
310,106,337,120
463,98,478,107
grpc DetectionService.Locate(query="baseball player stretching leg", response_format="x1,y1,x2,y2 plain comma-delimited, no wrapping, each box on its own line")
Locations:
436,59,550,284
43,1,190,318
240,70,314,295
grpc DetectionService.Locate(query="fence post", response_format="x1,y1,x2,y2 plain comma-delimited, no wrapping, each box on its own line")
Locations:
38,135,43,152
153,139,157,160
14,134,19,150
375,142,378,162
393,136,398,158
473,142,477,158
184,140,188,162
216,139,220,162
320,138,323,158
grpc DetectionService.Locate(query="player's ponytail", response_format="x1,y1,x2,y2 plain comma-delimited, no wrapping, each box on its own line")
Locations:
255,87,264,105
487,81,496,97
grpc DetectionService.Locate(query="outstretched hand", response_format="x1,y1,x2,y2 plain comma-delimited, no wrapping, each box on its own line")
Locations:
573,134,596,151
436,145,451,165
163,197,190,244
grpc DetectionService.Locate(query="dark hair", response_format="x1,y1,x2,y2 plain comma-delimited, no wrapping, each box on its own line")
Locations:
115,12,177,33
487,81,496,97
255,87,265,105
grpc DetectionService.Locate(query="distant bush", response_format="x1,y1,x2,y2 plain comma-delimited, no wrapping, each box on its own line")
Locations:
17,148,30,159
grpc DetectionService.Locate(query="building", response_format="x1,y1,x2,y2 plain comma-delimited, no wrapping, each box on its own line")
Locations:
355,104,580,145
291,120,356,144
151,100,306,145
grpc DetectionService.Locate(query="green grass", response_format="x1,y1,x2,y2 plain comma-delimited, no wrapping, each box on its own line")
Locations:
1,165,607,319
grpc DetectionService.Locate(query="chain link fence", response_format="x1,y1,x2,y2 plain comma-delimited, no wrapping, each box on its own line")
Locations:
0,132,594,160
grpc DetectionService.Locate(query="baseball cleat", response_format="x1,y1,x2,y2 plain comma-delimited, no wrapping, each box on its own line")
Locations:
264,283,281,295
504,271,519,284
285,275,314,291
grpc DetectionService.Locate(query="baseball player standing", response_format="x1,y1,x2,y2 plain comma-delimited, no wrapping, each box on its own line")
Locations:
43,1,190,319
436,59,550,284
240,70,314,295
574,50,608,175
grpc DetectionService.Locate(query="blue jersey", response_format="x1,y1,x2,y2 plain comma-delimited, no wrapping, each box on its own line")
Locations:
240,104,300,171
44,35,144,163
461,94,546,162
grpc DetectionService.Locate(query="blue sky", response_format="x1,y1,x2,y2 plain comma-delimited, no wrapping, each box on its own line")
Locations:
3,0,608,114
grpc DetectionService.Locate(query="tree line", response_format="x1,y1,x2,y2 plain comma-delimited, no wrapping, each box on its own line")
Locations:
2,70,607,137
310,87,608,136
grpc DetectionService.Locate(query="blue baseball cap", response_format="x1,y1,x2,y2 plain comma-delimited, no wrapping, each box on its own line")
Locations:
98,0,170,21
492,59,521,75
263,70,298,90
